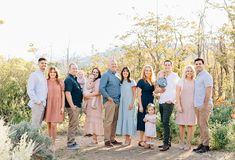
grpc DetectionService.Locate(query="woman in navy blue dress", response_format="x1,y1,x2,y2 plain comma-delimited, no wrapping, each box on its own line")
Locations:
137,65,155,147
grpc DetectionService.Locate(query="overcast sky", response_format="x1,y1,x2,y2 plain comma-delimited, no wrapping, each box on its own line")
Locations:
0,0,227,61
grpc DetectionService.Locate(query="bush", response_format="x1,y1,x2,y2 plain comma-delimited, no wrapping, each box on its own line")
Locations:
209,106,233,125
0,57,34,123
211,123,230,150
9,121,55,160
209,105,235,151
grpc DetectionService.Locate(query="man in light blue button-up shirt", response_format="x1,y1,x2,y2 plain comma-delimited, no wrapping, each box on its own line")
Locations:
27,57,48,128
193,58,213,153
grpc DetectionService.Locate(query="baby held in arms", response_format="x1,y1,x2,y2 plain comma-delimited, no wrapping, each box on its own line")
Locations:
83,74,96,113
77,70,85,89
153,70,167,97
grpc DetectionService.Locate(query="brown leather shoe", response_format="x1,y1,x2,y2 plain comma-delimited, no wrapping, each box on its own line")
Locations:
105,141,114,147
111,140,122,145
158,143,171,148
160,144,170,151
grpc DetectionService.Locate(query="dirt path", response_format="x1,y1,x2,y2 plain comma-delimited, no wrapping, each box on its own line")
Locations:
54,135,234,160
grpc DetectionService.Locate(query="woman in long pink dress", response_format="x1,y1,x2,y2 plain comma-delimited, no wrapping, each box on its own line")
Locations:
176,65,197,150
44,66,65,147
83,67,104,145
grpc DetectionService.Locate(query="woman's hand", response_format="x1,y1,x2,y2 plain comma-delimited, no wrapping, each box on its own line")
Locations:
60,107,64,114
139,105,144,113
128,103,134,110
176,104,183,113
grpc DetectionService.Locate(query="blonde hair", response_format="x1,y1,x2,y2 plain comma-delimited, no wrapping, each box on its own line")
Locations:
182,65,196,80
141,65,155,85
147,103,156,114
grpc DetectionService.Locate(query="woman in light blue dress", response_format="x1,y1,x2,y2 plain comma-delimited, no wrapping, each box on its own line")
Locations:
116,67,137,146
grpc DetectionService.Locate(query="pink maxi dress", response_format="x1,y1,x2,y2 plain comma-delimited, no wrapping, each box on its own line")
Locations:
84,79,104,135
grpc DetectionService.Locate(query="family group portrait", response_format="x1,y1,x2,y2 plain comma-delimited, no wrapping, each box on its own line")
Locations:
0,0,235,160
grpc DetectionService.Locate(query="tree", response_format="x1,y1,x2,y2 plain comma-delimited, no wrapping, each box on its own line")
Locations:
208,0,235,98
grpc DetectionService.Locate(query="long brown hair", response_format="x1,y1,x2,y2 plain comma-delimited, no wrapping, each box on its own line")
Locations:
92,67,101,81
121,67,131,84
47,66,60,85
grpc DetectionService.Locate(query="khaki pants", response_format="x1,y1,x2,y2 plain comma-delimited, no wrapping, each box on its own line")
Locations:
104,101,119,142
67,107,80,145
195,105,212,146
31,104,45,128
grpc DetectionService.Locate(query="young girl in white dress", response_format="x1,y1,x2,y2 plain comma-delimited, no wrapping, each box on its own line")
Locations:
143,103,157,149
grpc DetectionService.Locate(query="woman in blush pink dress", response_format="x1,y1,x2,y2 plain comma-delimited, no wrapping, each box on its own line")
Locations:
83,67,104,145
176,65,197,151
44,66,64,148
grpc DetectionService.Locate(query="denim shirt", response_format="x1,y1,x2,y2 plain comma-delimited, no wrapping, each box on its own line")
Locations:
99,69,121,104
27,70,48,107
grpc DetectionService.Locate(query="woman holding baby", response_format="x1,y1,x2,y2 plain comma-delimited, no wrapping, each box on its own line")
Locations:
83,67,104,146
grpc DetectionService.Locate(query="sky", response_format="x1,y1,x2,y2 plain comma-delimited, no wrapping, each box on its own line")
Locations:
0,0,227,61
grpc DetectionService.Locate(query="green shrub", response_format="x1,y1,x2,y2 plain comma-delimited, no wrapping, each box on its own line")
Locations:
209,106,233,125
211,123,230,150
9,121,55,160
0,58,34,123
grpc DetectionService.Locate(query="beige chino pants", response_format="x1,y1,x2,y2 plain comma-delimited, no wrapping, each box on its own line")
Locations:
195,105,212,146
103,101,119,142
67,107,80,145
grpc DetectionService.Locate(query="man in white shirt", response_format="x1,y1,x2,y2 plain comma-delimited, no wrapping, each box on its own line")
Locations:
27,57,48,128
156,60,180,151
